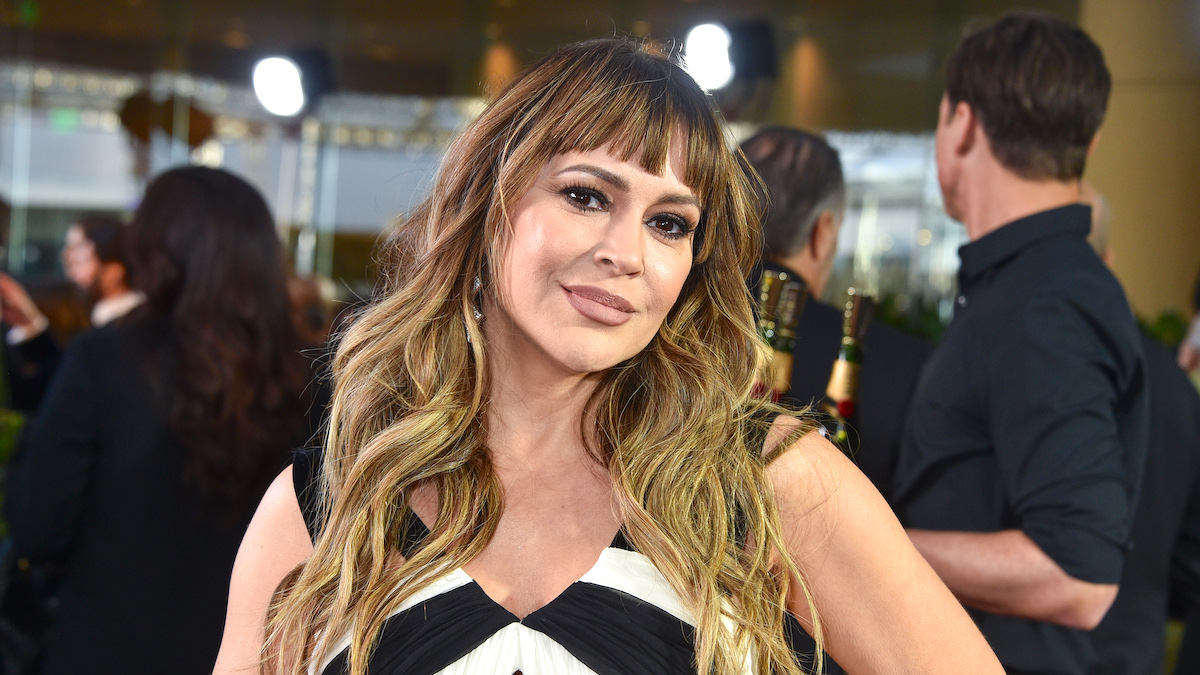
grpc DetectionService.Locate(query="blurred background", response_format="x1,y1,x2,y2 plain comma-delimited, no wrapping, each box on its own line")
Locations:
0,0,1196,341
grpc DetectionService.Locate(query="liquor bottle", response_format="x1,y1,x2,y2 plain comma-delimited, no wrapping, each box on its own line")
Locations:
755,268,809,401
822,289,873,452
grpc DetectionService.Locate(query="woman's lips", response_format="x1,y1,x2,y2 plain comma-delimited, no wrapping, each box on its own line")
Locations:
562,285,635,326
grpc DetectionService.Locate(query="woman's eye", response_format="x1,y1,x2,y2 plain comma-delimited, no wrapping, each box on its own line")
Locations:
649,214,692,240
563,187,607,211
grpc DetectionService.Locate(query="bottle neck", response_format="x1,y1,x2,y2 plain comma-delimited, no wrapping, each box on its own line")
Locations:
836,337,863,365
826,343,861,402
825,289,872,411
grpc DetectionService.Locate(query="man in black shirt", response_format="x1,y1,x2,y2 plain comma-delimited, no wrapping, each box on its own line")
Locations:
890,14,1149,675
740,127,932,500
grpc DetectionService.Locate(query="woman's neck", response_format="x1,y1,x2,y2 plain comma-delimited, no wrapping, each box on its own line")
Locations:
484,340,603,471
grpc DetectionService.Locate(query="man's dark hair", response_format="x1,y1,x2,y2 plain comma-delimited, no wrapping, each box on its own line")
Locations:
946,12,1111,181
740,126,844,259
74,215,127,266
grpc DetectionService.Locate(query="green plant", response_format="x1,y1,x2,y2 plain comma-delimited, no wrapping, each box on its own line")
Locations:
1139,310,1188,348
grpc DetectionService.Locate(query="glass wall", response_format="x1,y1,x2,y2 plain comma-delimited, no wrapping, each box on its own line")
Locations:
0,60,480,298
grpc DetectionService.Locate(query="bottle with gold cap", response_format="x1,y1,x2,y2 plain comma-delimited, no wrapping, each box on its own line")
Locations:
822,288,873,452
755,269,809,401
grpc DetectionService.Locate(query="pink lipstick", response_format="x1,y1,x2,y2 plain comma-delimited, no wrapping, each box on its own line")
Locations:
562,285,635,326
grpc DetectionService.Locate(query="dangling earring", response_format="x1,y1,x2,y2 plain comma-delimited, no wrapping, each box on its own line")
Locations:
471,275,483,320
465,275,483,344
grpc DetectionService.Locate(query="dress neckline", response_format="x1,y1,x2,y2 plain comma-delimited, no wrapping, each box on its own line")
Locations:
400,507,634,619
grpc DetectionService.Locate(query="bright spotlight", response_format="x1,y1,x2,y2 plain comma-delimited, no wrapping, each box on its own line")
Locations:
253,57,305,117
684,23,735,91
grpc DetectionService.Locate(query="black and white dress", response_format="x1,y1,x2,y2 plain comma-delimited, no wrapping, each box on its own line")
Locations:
293,448,815,675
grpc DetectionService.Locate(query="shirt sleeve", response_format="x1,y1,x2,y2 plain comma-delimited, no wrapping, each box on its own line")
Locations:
985,294,1141,585
5,337,97,561
4,328,61,413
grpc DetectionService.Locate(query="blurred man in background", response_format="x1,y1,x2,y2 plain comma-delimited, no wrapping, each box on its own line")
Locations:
741,126,931,499
1081,183,1200,675
60,216,142,328
890,14,1148,675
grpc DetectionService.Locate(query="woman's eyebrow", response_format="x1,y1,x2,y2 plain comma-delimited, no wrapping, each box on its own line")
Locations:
555,163,701,208
557,163,629,190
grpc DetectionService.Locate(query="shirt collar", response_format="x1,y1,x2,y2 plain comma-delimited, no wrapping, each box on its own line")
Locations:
91,290,146,327
957,204,1091,287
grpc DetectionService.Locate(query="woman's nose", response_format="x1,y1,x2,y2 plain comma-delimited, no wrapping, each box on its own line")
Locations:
593,213,644,276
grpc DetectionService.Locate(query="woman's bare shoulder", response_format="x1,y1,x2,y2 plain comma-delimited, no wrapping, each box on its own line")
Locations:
212,467,314,674
759,413,907,564
760,414,861,515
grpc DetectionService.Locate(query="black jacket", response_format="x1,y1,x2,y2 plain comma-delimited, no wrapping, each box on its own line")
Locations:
893,205,1149,675
3,329,60,414
5,320,322,674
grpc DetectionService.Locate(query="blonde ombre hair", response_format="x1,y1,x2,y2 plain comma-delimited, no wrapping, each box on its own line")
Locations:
263,38,820,675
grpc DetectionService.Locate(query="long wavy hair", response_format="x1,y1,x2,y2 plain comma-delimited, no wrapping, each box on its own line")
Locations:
126,166,310,522
264,38,819,675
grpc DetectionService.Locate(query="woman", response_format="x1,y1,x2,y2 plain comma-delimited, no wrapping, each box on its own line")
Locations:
7,167,314,674
215,39,1002,674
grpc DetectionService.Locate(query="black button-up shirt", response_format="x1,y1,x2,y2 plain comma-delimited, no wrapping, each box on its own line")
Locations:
892,204,1149,675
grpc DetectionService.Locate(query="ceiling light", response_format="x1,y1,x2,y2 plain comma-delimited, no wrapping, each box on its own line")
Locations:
684,23,735,91
253,57,305,117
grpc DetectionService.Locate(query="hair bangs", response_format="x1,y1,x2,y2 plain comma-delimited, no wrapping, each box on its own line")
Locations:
500,41,731,267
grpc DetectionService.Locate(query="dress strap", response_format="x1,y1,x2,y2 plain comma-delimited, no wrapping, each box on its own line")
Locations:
609,528,635,551
399,507,432,559
292,446,434,558
292,446,323,542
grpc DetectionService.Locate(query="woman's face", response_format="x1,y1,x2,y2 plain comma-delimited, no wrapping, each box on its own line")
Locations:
61,224,100,292
487,138,699,378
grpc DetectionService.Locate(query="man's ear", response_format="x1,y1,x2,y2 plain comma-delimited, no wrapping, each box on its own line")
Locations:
949,100,978,156
810,209,839,261
1087,131,1102,157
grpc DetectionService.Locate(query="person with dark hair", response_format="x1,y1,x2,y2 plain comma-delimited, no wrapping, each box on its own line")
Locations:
741,127,932,501
890,13,1148,675
60,215,143,327
5,166,317,674
743,127,846,300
